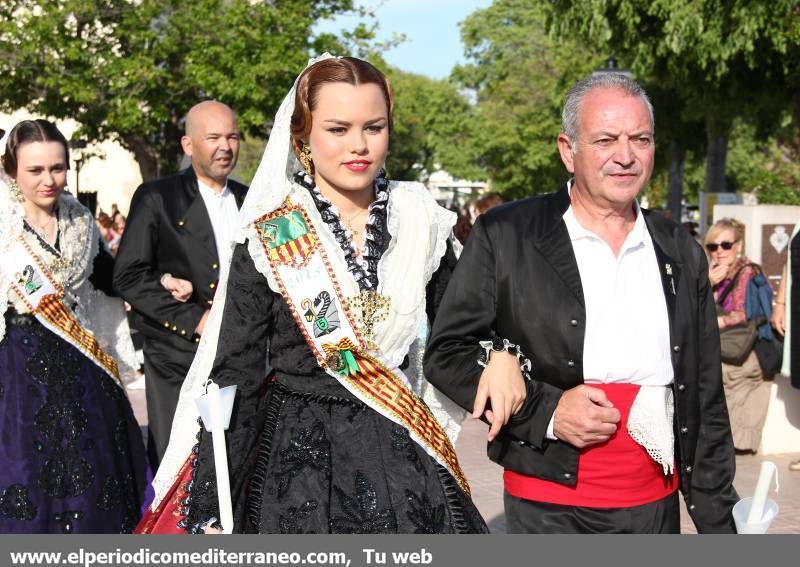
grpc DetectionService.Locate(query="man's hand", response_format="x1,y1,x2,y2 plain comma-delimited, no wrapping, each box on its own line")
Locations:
472,350,527,442
553,385,621,449
195,309,210,336
163,275,193,302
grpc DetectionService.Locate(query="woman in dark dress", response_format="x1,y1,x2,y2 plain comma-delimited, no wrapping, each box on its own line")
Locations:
139,55,487,534
0,120,149,533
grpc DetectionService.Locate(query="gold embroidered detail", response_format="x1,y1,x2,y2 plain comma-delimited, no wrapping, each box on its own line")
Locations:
254,198,471,495
345,291,391,352
10,235,120,384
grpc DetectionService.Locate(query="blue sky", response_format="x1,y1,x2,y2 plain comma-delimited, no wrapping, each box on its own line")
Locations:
316,0,493,79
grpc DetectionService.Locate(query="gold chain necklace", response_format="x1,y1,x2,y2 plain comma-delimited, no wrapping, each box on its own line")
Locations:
26,215,56,240
342,208,368,238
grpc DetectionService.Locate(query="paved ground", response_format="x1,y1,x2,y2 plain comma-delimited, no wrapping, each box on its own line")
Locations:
454,416,800,534
127,387,800,534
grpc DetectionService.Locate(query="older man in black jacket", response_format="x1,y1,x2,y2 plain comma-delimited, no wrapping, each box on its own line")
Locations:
114,101,247,470
424,74,737,533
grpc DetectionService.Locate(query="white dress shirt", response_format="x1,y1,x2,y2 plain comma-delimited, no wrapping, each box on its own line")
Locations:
546,191,673,439
563,203,673,385
197,180,240,270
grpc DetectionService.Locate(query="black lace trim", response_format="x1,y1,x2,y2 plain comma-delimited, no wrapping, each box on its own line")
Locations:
294,171,390,291
23,217,61,255
245,384,286,533
180,419,221,534
435,464,474,534
272,381,367,409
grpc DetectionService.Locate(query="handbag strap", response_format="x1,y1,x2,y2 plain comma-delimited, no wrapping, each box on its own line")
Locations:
717,266,744,306
716,262,764,307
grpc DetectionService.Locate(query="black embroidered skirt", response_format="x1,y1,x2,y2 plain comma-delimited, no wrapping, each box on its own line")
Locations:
239,379,488,534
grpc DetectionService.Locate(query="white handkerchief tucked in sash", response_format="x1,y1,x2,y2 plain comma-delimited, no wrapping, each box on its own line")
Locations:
627,385,675,475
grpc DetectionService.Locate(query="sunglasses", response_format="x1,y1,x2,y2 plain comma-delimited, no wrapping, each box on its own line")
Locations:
705,240,738,252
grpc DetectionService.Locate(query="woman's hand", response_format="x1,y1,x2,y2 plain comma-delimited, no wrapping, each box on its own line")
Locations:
709,262,728,287
163,275,193,302
772,302,786,336
472,350,527,442
203,526,222,534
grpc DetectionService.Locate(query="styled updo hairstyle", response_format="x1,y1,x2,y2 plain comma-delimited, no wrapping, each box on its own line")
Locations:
289,57,394,172
705,217,746,249
2,119,70,177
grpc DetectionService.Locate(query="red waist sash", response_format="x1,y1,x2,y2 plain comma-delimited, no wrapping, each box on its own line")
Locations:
504,383,677,508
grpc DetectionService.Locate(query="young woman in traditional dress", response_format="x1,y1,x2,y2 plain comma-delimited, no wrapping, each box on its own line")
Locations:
0,120,149,533
138,55,487,534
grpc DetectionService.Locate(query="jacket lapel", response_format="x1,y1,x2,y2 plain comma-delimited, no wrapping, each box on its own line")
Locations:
177,169,219,263
531,184,585,305
534,225,585,305
230,182,247,208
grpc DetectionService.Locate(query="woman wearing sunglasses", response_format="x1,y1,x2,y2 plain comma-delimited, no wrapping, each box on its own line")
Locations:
705,217,770,454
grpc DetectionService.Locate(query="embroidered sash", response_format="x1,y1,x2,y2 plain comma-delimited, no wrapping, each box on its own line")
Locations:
8,235,120,384
254,201,470,496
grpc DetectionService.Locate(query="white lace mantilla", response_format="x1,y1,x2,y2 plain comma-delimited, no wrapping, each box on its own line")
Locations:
627,385,675,475
152,52,466,508
153,179,464,508
0,183,138,383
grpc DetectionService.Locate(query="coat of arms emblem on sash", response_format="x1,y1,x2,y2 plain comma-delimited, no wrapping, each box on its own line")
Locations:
257,208,317,267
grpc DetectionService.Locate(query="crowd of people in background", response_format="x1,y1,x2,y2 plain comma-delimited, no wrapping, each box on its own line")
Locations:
1,59,798,536
452,192,505,245
95,206,126,255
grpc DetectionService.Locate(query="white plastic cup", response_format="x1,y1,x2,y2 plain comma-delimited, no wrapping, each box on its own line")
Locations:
196,384,237,431
732,497,779,534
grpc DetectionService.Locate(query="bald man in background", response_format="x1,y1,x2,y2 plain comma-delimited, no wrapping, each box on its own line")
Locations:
114,101,248,470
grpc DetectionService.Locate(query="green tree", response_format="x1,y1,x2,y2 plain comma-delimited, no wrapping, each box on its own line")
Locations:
384,67,482,182
453,0,601,198
549,0,800,206
0,0,359,181
231,63,481,186
727,118,800,205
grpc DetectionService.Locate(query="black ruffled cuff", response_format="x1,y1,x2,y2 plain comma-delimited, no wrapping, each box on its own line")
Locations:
477,337,533,380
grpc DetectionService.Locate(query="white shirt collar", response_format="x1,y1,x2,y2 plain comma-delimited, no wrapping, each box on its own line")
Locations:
563,179,647,252
197,179,230,198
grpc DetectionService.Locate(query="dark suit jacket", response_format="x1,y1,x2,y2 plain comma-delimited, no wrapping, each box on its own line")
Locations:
424,184,738,533
113,167,247,352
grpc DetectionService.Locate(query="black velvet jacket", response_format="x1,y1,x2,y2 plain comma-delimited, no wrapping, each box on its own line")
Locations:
113,168,247,350
424,184,738,533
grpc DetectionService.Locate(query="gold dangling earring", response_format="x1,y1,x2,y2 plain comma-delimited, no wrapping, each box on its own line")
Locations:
298,143,314,175
7,178,24,203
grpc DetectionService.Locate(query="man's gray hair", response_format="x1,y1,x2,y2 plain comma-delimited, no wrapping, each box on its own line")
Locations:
561,73,654,145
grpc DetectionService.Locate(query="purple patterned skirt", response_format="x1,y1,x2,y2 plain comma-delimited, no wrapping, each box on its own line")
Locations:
0,314,150,533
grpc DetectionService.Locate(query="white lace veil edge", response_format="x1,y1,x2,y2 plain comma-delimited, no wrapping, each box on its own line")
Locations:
0,177,138,383
151,52,337,509
0,176,24,344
